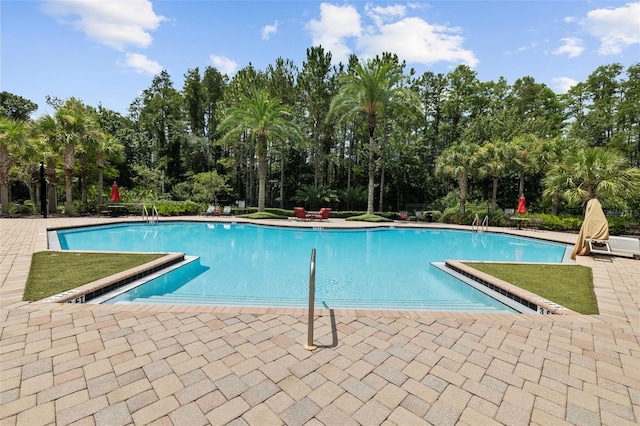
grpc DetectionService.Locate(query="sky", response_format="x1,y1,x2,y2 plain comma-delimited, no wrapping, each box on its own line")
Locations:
2,0,639,118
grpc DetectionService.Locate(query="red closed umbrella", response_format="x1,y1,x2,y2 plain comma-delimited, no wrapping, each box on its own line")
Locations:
517,194,526,214
111,181,120,202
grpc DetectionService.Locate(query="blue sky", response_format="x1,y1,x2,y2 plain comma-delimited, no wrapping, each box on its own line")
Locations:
2,1,639,118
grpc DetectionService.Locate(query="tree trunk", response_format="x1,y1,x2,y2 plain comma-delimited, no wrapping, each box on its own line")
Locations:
313,121,320,187
246,134,255,207
367,125,375,214
257,135,267,211
0,146,10,216
347,123,354,191
47,159,56,215
65,168,73,214
551,195,559,215
519,173,525,197
378,117,388,213
491,175,499,213
97,152,104,205
80,153,88,207
279,148,284,209
458,173,468,213
97,167,104,205
64,145,75,214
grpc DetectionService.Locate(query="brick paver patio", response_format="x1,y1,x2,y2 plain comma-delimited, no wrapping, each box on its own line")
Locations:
1,216,639,425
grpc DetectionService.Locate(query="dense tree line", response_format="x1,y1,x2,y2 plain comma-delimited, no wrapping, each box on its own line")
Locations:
1,49,639,217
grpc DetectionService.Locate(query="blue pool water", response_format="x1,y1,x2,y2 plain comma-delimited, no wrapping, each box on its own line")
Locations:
56,223,567,311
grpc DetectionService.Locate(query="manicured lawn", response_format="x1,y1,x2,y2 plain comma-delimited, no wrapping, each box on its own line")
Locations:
463,262,598,315
24,251,165,301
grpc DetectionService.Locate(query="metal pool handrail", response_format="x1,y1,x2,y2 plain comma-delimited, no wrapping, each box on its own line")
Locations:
304,248,317,351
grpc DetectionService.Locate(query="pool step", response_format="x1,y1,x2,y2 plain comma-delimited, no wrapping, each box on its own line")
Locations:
114,294,508,312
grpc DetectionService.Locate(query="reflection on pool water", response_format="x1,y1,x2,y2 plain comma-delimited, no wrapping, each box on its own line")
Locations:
56,223,567,312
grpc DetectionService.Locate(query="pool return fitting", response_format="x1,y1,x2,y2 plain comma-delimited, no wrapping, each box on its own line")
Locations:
304,248,317,351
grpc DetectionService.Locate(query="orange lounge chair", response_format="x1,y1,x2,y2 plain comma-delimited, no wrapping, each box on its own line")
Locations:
294,207,312,221
313,208,331,221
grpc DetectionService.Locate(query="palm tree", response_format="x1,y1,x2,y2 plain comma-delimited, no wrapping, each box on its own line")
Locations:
543,146,640,208
0,117,28,215
45,99,91,214
478,140,513,213
96,133,123,205
330,58,422,214
435,141,480,213
538,136,582,214
339,185,367,210
34,114,60,214
293,184,338,211
77,119,104,209
219,89,301,211
511,134,539,196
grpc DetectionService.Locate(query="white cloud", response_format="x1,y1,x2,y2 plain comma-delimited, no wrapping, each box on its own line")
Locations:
210,55,238,75
552,76,578,93
553,37,584,58
505,42,538,55
121,53,162,75
517,42,539,53
581,2,640,54
307,3,362,63
358,17,478,66
307,2,477,67
42,0,166,50
262,21,279,40
365,4,406,27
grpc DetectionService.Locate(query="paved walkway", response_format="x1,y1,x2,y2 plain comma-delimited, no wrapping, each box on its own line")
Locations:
1,216,639,425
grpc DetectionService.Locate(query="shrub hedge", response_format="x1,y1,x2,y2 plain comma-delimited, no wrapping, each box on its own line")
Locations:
9,198,636,235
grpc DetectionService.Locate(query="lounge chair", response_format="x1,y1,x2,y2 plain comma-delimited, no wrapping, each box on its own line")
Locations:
398,211,408,220
204,205,218,216
294,207,312,221
313,208,331,221
221,205,232,216
415,211,425,222
587,236,640,259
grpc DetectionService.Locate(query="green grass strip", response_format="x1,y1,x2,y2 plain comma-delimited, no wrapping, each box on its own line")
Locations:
236,212,288,219
463,263,598,315
24,251,165,301
345,213,393,222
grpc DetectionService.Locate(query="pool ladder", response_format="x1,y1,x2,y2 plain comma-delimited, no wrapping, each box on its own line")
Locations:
472,213,489,232
142,204,159,224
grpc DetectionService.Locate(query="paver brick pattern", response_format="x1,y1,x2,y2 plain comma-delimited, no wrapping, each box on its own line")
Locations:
2,301,639,425
1,217,639,425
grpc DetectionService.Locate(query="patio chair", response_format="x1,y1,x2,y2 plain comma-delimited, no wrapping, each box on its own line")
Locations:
415,211,425,222
313,208,331,221
294,207,312,221
398,211,408,220
528,218,544,230
221,205,232,216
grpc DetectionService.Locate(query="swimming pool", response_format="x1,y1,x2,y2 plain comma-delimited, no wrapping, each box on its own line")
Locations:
55,222,568,312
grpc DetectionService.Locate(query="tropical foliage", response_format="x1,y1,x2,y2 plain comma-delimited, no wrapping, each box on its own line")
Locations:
0,57,638,220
